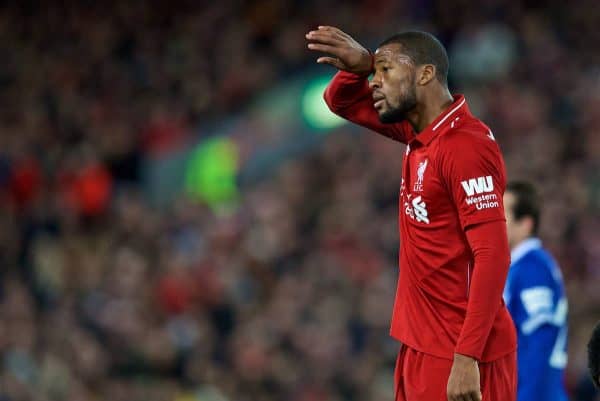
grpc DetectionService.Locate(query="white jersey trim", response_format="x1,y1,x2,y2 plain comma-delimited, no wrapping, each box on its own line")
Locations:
432,98,466,131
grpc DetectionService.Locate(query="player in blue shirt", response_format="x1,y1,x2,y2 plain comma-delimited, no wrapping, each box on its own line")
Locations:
503,181,569,401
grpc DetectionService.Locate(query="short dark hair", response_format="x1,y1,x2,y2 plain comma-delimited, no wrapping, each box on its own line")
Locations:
506,181,540,235
378,31,449,85
589,321,600,388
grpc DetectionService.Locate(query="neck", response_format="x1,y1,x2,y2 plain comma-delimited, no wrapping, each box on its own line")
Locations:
407,85,453,133
510,235,535,251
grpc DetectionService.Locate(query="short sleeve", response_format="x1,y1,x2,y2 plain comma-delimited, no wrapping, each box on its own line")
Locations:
439,130,506,230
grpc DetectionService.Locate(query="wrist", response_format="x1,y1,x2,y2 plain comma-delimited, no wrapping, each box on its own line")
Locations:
454,353,478,365
355,51,374,77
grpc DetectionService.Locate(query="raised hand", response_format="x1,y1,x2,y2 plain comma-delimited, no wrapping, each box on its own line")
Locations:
306,26,373,76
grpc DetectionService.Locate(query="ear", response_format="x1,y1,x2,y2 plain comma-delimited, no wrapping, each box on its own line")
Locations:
418,64,436,85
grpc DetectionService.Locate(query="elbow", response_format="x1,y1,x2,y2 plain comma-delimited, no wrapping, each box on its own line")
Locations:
323,86,338,113
323,85,348,116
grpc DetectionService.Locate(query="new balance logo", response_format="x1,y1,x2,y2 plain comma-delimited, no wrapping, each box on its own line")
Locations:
461,176,493,196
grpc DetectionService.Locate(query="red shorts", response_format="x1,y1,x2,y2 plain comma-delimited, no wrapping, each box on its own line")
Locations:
394,345,516,401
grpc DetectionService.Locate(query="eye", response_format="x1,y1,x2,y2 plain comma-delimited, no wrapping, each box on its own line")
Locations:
382,67,390,72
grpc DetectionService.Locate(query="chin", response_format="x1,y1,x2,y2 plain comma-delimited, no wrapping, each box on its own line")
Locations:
379,109,404,124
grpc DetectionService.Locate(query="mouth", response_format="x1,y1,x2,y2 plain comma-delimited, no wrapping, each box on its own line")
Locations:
373,98,385,110
372,93,385,110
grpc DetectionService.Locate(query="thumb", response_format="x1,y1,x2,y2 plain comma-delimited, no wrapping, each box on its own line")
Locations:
317,57,345,70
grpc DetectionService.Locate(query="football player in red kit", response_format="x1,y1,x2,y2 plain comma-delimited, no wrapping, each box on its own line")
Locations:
306,26,517,401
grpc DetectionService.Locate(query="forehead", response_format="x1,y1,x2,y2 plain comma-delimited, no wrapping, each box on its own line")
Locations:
374,44,413,66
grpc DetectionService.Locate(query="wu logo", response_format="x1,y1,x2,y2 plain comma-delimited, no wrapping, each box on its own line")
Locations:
461,176,493,196
413,159,428,192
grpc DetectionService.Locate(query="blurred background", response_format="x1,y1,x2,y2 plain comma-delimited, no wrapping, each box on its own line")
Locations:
0,1,598,400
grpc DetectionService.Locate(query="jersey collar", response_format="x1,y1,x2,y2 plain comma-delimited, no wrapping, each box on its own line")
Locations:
510,237,542,265
409,94,469,146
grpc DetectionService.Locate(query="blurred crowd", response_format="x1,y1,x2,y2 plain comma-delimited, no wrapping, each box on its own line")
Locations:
0,1,599,401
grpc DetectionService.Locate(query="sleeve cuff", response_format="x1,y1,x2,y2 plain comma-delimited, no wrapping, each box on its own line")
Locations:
454,345,482,362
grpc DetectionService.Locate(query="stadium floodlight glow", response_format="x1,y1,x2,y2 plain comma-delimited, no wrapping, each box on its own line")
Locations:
185,136,239,208
301,76,347,130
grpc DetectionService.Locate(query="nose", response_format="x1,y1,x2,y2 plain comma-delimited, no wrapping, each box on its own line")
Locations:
369,73,381,90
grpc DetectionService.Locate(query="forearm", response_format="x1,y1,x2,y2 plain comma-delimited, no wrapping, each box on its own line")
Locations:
324,71,373,113
323,72,411,143
455,220,511,360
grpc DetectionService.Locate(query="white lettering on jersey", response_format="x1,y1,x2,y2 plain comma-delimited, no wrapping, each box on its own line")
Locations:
411,196,430,224
461,175,493,196
521,286,553,316
403,194,430,224
549,297,568,368
464,193,499,210
519,288,569,368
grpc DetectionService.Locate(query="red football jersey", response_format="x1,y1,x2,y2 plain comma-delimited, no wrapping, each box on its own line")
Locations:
325,71,516,362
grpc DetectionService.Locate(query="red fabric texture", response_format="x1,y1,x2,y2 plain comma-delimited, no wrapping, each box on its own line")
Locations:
394,345,517,401
324,76,517,362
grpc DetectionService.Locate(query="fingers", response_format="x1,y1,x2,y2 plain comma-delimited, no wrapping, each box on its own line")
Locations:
317,25,347,38
316,57,344,69
450,391,480,401
305,31,343,46
463,392,476,401
306,26,368,72
306,28,345,70
307,42,342,57
306,25,352,45
469,391,482,401
448,390,480,401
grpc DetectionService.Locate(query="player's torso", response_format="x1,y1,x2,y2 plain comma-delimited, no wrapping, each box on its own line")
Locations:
390,97,516,360
398,138,470,285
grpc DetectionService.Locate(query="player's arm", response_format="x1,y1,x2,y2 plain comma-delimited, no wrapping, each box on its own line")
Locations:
455,220,511,360
447,220,510,401
306,26,412,143
441,131,509,401
438,130,510,360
